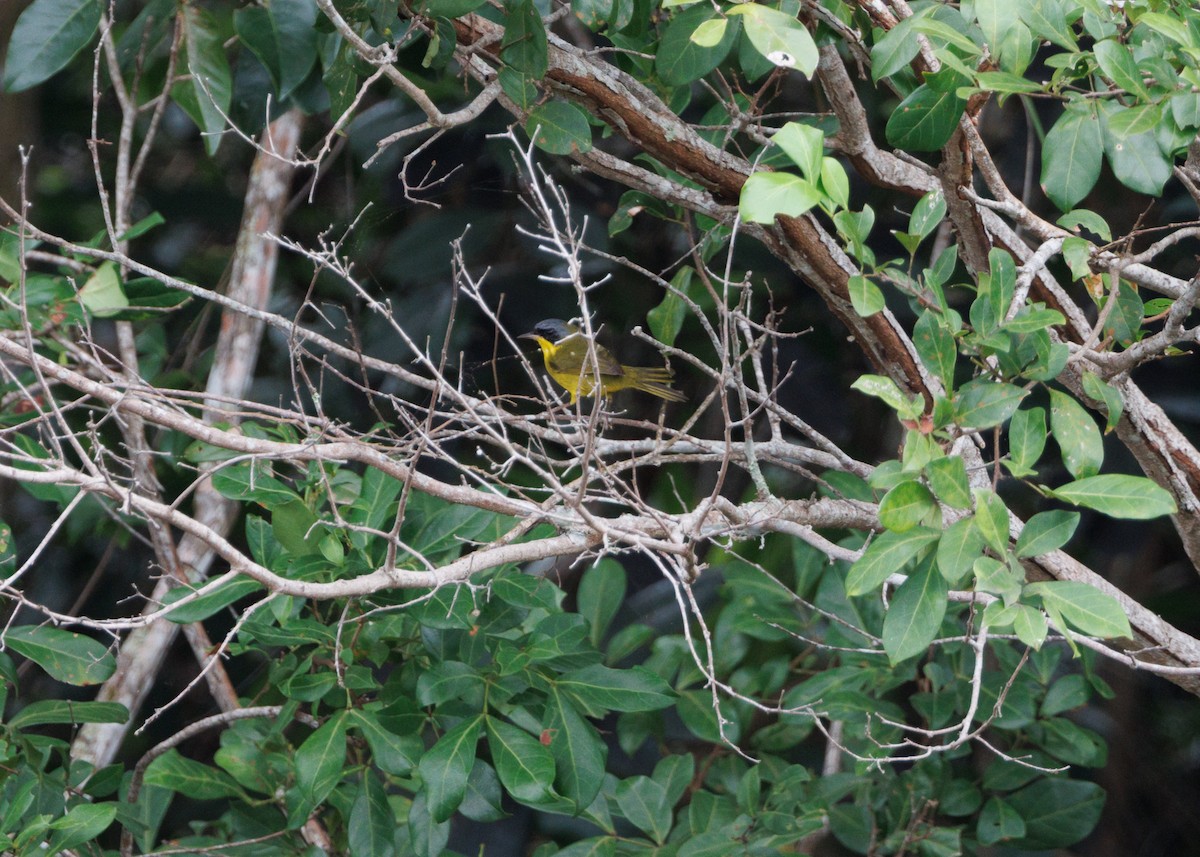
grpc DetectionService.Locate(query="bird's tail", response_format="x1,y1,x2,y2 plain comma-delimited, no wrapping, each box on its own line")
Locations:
624,366,686,402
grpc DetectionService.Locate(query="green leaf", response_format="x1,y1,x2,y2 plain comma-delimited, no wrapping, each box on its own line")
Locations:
1007,406,1046,476
972,487,1009,555
144,749,243,799
851,374,921,418
848,274,886,316
1049,389,1103,478
578,558,627,647
48,802,117,851
871,15,919,81
418,715,483,822
79,262,129,317
1104,103,1162,139
349,709,421,776
689,17,727,47
739,172,822,223
1025,580,1132,639
926,456,971,509
846,527,940,595
977,796,1026,846
558,664,675,713
487,717,555,804
973,555,1021,604
1015,510,1079,558
1138,12,1196,49
954,379,1027,429
1093,38,1149,100
878,480,937,532
349,773,396,857
4,625,115,686
1081,370,1123,432
771,121,823,180
646,267,695,348
162,576,264,624
913,310,956,388
1056,208,1111,242
820,157,850,209
235,0,318,99
937,517,985,584
726,4,818,74
1102,119,1171,197
885,79,967,152
295,712,349,804
527,101,594,155
616,776,671,844
8,700,128,729
544,685,607,811
883,557,948,664
502,0,548,78
1005,779,1104,849
211,463,299,508
1017,0,1076,50
1042,102,1103,210
656,4,739,86
175,5,233,156
1012,603,1048,649
2,0,100,92
1051,474,1177,519
909,190,946,239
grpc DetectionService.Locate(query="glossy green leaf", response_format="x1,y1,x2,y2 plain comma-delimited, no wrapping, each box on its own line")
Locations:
1013,603,1048,649
1005,779,1104,849
879,480,937,532
972,487,1009,555
1015,510,1079,558
646,267,695,348
616,776,671,844
487,717,555,804
1103,120,1171,197
1025,580,1132,639
913,310,956,388
349,709,421,776
162,576,264,624
1093,37,1149,100
175,5,233,156
846,527,940,595
689,17,727,47
871,15,919,81
909,190,946,239
1052,474,1177,519
1049,389,1103,479
1007,406,1046,476
8,700,128,729
48,802,117,850
418,715,483,822
144,749,243,799
578,558,627,647
772,121,823,180
1017,0,1076,50
739,172,822,223
656,4,739,86
558,664,674,713
349,772,396,857
4,625,115,686
954,379,1027,429
973,555,1021,604
1042,102,1103,211
502,0,548,77
295,713,349,804
527,101,594,155
544,685,607,811
885,81,967,152
882,557,948,664
727,4,818,74
848,274,886,317
926,455,970,509
937,517,985,584
79,262,129,317
2,0,100,92
1081,370,1123,432
977,796,1026,846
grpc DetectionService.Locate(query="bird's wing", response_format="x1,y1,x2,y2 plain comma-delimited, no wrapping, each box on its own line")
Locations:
551,333,625,377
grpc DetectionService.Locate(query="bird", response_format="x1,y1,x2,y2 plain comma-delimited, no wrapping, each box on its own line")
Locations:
519,318,685,404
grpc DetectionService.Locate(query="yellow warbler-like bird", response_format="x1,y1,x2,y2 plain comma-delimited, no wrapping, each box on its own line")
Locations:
519,319,685,404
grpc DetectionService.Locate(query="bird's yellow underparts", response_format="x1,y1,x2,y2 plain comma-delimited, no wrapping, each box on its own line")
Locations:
519,318,685,404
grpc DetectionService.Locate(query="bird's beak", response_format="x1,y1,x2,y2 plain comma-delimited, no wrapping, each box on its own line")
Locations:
518,332,536,340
